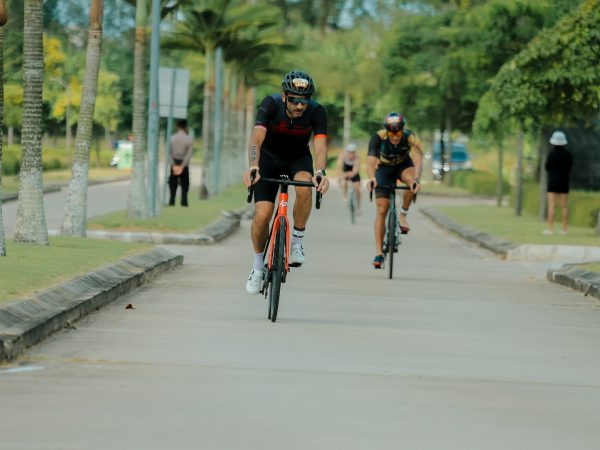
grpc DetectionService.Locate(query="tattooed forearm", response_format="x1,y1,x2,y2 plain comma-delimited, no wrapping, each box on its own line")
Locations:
249,145,257,163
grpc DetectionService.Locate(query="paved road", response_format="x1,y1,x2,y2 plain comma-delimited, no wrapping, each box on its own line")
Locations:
1,180,131,238
1,185,600,449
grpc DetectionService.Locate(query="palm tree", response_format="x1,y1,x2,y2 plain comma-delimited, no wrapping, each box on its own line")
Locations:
0,0,8,256
163,0,285,196
127,0,149,218
61,0,104,236
125,0,185,218
14,0,48,245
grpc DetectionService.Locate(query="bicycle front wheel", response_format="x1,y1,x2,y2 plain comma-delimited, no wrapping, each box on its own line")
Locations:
387,209,396,279
269,219,287,322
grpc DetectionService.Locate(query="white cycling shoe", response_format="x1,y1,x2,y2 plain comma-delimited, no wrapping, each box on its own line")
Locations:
245,268,264,295
290,243,305,267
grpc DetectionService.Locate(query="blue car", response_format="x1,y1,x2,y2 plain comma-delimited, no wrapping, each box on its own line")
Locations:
431,142,472,180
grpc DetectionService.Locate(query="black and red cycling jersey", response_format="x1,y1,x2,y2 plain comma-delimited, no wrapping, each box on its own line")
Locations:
255,94,327,157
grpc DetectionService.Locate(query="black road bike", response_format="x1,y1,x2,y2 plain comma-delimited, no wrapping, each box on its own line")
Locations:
369,183,417,279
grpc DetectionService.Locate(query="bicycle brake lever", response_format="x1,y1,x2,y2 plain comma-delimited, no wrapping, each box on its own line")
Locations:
315,175,322,209
247,169,257,203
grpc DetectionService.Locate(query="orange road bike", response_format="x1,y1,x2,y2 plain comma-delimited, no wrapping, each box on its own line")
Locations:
247,173,322,322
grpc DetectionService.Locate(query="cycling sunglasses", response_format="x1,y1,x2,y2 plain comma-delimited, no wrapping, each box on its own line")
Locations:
286,95,310,105
387,130,403,137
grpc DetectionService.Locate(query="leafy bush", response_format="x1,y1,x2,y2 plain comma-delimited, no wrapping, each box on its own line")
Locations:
2,144,114,175
510,182,600,228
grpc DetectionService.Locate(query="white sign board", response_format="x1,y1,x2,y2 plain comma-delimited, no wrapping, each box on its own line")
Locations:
159,67,190,119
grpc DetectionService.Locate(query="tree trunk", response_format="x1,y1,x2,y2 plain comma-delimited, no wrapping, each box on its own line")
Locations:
0,0,6,26
65,93,72,164
211,46,223,195
14,0,48,245
515,128,524,216
538,127,551,221
199,46,214,199
445,114,452,187
0,23,7,256
127,0,148,218
236,75,246,186
496,141,504,207
61,0,103,237
343,90,351,149
245,87,255,153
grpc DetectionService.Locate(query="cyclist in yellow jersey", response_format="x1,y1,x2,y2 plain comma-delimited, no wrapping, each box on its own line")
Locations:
367,112,422,268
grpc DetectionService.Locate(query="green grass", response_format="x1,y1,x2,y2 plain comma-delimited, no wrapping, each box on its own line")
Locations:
0,237,150,305
89,183,248,232
579,263,600,273
434,205,600,246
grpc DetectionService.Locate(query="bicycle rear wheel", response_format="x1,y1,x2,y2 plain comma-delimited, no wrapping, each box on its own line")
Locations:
269,219,286,322
349,189,355,224
387,209,396,279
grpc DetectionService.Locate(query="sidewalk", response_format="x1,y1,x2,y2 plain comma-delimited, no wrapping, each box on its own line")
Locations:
420,204,600,300
0,204,251,363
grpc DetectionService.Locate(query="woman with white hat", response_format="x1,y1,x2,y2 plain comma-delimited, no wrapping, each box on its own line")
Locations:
544,130,573,235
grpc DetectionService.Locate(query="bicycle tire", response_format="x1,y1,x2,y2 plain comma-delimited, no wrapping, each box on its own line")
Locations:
269,219,286,322
349,189,355,224
387,209,396,279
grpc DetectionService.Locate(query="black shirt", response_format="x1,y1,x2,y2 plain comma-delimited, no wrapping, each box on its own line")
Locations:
545,146,573,193
255,94,327,157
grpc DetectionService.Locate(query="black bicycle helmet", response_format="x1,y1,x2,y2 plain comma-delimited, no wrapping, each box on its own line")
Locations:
281,70,315,96
383,112,406,132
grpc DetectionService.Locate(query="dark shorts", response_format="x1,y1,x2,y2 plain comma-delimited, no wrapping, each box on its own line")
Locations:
254,150,314,203
343,164,361,183
547,175,570,194
375,158,414,199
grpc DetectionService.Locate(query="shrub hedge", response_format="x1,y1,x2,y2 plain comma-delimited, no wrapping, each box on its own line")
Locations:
2,144,113,175
451,170,511,197
510,181,600,228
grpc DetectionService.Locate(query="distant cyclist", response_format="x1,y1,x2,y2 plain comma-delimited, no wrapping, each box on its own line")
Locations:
337,142,361,213
366,112,422,269
242,70,330,294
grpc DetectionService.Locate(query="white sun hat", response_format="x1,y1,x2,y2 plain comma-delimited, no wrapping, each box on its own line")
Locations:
549,130,567,146
345,143,357,152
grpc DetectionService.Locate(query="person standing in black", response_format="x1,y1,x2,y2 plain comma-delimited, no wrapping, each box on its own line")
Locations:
544,130,573,235
168,119,194,207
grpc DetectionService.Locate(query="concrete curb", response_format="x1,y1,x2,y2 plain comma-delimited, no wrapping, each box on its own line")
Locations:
421,206,600,298
0,247,183,362
420,206,518,257
547,264,600,300
48,206,252,245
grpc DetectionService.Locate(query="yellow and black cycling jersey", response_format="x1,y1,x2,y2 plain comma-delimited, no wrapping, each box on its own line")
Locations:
367,128,418,166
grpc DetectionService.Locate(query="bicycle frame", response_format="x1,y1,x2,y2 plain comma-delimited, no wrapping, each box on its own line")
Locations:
383,189,400,254
267,185,292,273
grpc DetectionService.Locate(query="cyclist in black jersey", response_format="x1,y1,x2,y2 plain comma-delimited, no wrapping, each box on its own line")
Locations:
242,70,330,294
367,112,423,268
337,142,361,212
